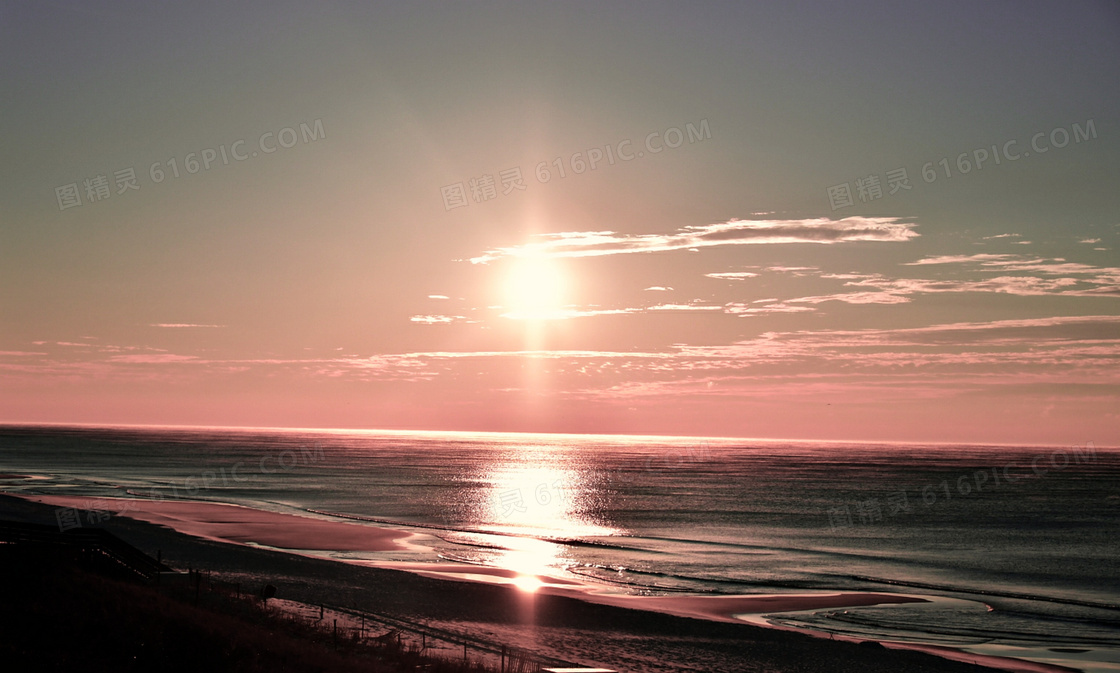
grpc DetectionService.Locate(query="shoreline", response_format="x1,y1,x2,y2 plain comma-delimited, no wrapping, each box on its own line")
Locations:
5,491,1083,673
20,493,411,553
20,492,936,620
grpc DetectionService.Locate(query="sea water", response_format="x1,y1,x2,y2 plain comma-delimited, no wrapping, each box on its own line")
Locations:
0,425,1117,670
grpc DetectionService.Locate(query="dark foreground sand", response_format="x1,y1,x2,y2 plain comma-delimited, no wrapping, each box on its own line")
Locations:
0,494,1068,673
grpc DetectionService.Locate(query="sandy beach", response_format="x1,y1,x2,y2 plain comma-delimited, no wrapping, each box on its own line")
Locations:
1,492,1074,673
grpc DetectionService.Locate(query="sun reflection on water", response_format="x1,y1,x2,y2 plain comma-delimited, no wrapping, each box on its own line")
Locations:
469,447,623,583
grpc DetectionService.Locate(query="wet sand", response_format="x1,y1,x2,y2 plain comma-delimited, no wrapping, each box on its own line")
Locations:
22,493,409,552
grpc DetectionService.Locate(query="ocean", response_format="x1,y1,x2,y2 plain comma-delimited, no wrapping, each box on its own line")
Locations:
1,424,1117,671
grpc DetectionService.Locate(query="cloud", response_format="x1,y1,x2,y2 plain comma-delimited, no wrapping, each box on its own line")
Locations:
724,303,816,316
500,303,724,321
982,233,1021,240
765,266,818,274
1080,238,1101,244
904,254,1014,266
364,315,1120,396
474,248,1120,323
470,217,919,264
833,275,1111,299
643,286,674,291
820,273,877,280
788,290,912,305
10,316,1119,403
731,255,1120,308
427,295,450,300
410,315,468,324
108,354,199,364
647,303,723,312
705,272,758,280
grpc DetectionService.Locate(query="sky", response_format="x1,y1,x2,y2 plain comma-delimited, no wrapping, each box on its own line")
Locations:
2,1,1119,444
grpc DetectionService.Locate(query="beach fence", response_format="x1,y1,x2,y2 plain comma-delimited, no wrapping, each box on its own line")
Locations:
0,521,603,672
275,600,574,672
152,573,575,672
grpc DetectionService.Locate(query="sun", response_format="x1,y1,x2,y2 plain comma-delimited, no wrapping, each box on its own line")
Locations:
502,256,568,320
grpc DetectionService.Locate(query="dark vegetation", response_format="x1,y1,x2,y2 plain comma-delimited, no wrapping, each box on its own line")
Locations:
0,540,526,672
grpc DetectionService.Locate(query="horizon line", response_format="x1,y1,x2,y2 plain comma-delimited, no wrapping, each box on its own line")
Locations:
0,420,1110,450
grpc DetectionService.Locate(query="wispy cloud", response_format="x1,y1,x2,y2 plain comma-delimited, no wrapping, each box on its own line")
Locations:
470,217,918,264
893,255,1120,296
905,254,1014,266
499,303,723,321
8,316,1119,405
725,303,816,315
698,254,1120,310
787,290,912,305
765,266,819,275
410,314,468,324
648,303,723,312
705,272,758,280
108,354,199,364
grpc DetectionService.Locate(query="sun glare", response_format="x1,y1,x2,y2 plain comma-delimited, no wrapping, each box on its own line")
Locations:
511,574,544,593
502,256,568,320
